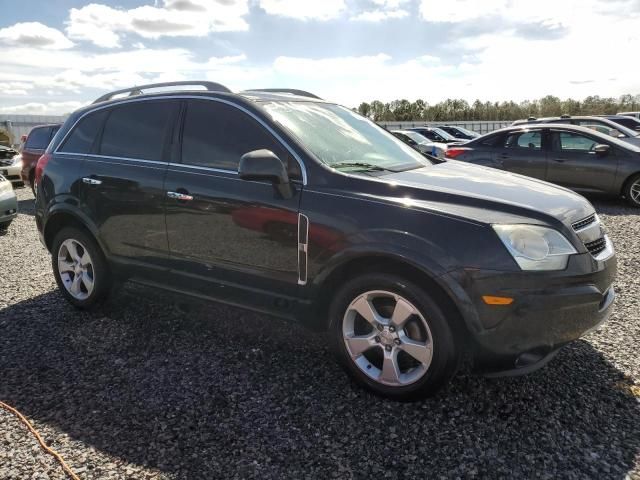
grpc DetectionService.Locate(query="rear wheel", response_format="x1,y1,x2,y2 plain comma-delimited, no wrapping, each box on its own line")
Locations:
0,221,11,232
624,174,640,207
329,273,460,400
52,227,112,309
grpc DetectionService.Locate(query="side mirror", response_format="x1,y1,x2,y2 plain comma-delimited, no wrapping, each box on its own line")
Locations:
239,149,293,198
593,144,610,156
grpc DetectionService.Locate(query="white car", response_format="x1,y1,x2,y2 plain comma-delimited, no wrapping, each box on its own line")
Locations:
0,145,22,187
391,130,448,159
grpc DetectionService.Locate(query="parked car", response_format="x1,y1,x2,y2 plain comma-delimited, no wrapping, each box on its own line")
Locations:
391,130,447,158
511,116,640,146
0,145,22,187
36,81,616,400
407,126,460,144
20,124,61,195
437,125,480,140
596,115,640,132
0,175,18,231
445,124,640,207
618,111,640,120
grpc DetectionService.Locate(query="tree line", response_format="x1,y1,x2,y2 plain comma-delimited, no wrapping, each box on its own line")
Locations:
356,94,640,122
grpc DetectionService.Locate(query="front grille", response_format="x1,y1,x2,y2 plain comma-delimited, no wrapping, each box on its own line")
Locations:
584,237,607,256
0,158,14,167
572,213,611,259
572,214,596,231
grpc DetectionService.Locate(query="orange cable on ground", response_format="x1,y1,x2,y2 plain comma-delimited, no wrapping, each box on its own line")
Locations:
0,401,81,480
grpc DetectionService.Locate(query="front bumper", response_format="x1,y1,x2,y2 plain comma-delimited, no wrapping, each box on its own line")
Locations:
1,162,23,184
0,189,18,223
450,251,617,375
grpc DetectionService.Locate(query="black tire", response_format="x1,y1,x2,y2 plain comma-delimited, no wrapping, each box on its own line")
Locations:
0,221,11,232
51,226,112,309
624,173,640,207
29,170,36,197
329,273,460,401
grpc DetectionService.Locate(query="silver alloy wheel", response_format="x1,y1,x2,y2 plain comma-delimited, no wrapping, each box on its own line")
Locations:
342,290,434,387
630,179,640,204
57,239,95,300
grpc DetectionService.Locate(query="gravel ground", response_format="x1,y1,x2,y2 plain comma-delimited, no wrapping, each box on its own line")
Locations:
0,187,638,480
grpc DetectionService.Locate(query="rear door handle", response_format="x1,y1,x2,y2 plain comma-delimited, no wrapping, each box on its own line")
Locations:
552,158,566,163
167,191,193,202
82,177,102,185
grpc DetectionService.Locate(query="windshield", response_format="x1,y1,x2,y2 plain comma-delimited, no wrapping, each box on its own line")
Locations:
402,131,430,144
263,102,430,172
454,126,480,137
430,128,457,141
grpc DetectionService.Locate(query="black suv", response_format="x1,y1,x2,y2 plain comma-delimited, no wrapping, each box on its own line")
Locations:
36,82,617,400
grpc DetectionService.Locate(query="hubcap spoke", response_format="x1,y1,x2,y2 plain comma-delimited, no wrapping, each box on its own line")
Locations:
67,241,82,263
380,350,401,385
58,259,75,273
80,250,92,268
345,332,377,357
390,297,416,329
70,274,83,296
81,273,94,294
399,335,432,365
351,295,384,327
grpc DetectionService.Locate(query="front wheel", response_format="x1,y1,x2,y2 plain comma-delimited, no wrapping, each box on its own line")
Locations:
624,174,640,207
51,227,112,309
329,274,460,401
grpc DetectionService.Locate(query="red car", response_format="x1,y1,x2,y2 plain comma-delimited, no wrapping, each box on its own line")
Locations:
20,124,60,195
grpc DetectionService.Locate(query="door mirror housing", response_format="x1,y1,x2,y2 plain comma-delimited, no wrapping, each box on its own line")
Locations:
593,144,610,156
239,149,293,198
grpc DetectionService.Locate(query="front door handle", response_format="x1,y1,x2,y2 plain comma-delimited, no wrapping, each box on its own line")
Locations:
167,191,193,202
82,177,102,185
552,158,566,163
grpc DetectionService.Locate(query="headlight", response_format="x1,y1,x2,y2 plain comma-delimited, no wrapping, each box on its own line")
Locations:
493,224,577,270
0,180,12,194
11,155,22,167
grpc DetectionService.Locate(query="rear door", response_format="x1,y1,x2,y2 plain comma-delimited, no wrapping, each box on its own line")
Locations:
546,129,618,192
494,129,548,179
79,99,179,272
163,99,302,308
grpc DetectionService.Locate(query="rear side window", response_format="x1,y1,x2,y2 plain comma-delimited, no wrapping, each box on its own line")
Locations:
100,101,175,161
59,111,107,154
25,127,51,150
181,100,296,175
505,131,542,149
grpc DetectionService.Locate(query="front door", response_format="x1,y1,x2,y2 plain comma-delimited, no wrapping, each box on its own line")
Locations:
79,99,178,272
164,99,303,308
546,129,618,193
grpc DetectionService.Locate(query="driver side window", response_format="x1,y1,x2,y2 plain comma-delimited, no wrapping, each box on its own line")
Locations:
558,132,598,152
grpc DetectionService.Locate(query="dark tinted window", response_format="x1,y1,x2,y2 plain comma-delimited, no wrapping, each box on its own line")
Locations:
25,127,52,150
504,131,542,149
59,111,107,154
181,100,297,176
100,101,175,161
609,117,640,130
479,133,504,147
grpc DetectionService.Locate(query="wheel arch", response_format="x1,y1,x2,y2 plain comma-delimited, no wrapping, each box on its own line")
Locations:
309,253,474,348
621,171,640,198
43,207,105,254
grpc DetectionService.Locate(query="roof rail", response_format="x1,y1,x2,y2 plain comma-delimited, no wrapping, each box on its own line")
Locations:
243,88,323,100
92,81,232,104
560,114,571,119
527,116,537,121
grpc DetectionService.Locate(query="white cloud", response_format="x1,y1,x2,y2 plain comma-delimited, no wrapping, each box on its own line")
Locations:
257,0,346,20
0,22,74,49
0,101,85,114
352,9,408,21
66,0,250,48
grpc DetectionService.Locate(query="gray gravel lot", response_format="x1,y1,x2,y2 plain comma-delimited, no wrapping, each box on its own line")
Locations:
1,187,639,479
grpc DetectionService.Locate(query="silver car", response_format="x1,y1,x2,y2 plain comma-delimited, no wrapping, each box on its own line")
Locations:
0,175,18,231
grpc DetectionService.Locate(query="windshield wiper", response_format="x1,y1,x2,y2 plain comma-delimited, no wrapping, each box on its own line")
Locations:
330,162,394,172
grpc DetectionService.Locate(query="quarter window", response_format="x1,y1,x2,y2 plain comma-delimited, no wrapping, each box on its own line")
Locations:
59,111,108,154
99,101,175,161
504,131,542,149
181,100,297,176
558,132,598,152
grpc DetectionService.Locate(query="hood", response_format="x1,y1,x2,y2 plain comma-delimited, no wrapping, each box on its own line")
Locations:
379,160,594,226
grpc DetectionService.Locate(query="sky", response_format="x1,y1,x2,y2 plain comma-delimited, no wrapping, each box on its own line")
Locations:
0,0,639,115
